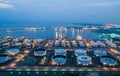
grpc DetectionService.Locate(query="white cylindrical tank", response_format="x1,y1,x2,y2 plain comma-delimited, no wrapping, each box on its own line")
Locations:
52,55,67,65
55,49,66,55
75,49,86,56
34,49,46,56
100,56,117,66
61,40,66,47
54,40,59,47
78,41,85,47
6,48,19,55
94,49,107,56
72,40,78,47
96,41,106,47
90,41,98,47
77,56,92,65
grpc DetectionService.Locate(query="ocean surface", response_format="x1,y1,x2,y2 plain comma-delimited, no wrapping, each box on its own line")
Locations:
0,24,101,40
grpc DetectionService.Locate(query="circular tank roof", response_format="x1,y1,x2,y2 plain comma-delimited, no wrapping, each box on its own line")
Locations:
0,55,9,64
53,55,67,64
100,56,117,66
94,49,107,56
6,48,19,55
77,56,92,65
15,43,21,46
77,56,91,61
34,49,46,56
55,49,66,55
75,49,86,53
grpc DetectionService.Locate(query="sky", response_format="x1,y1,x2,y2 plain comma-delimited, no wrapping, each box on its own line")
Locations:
0,0,120,24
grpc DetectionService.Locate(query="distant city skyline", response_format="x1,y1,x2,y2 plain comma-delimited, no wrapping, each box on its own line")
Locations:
0,0,120,24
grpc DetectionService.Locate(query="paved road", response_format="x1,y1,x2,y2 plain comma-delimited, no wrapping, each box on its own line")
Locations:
6,66,120,72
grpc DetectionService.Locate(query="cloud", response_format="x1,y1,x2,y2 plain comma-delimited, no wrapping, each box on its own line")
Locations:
91,1,120,7
0,0,15,9
0,3,14,9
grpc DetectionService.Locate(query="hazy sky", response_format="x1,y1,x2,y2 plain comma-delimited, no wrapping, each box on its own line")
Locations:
0,0,120,24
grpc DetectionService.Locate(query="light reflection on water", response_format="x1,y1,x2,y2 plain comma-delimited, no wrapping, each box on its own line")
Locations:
0,25,100,40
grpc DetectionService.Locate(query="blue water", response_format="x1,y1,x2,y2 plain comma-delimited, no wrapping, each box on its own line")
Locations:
0,24,100,40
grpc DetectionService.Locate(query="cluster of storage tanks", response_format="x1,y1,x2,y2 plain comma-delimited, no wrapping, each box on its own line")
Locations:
75,49,92,65
54,40,67,47
90,41,106,47
93,49,117,66
52,48,92,66
33,48,117,66
52,48,118,66
34,48,67,65
0,48,20,64
89,40,116,48
52,49,67,65
0,48,118,67
8,38,44,48
54,40,85,47
54,39,116,48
